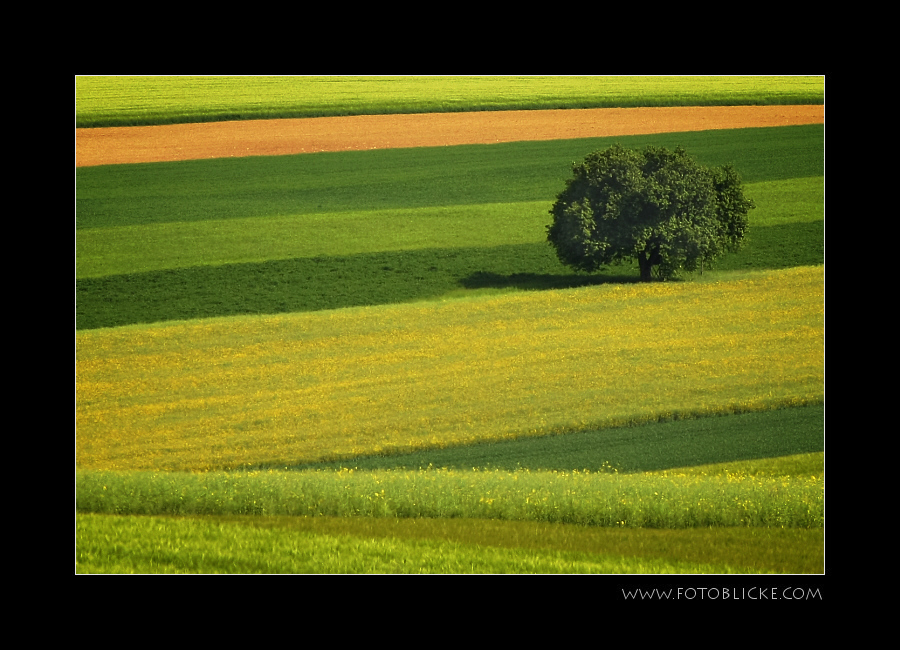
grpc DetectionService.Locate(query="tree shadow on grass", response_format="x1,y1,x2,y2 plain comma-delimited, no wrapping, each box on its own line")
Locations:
460,270,641,292
79,225,823,331
77,243,647,330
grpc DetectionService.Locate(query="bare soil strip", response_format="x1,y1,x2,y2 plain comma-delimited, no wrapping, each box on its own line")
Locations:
75,105,824,168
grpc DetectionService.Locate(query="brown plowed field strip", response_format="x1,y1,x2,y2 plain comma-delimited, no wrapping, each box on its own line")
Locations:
75,105,824,168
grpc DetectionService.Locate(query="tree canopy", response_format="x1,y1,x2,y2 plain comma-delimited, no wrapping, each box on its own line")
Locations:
546,144,755,281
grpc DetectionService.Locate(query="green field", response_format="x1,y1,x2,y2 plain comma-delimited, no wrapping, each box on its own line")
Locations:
76,514,823,574
76,125,823,330
75,76,825,128
75,81,825,574
300,405,825,473
76,265,823,472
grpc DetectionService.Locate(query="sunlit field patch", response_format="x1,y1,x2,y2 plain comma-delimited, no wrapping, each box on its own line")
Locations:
76,266,823,472
75,76,825,128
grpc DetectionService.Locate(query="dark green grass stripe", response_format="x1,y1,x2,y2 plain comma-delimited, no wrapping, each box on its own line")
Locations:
76,222,823,330
76,125,824,230
709,221,824,272
293,404,824,473
75,244,598,330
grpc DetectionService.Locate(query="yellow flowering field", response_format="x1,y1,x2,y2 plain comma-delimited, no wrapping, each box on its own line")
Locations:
76,266,824,472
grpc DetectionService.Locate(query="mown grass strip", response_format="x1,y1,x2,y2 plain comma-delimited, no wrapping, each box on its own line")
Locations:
78,513,806,574
75,201,551,279
75,125,824,231
76,266,824,471
197,515,822,573
76,76,825,128
744,177,824,227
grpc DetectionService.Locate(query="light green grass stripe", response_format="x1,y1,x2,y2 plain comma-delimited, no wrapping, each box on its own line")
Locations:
746,176,824,227
212,514,824,573
76,177,821,279
76,513,763,574
75,201,549,279
76,465,824,529
76,76,825,128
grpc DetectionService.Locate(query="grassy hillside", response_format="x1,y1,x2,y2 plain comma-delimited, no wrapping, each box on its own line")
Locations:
77,440,824,573
75,513,823,574
76,266,823,472
75,76,825,128
75,176,823,280
75,125,823,231
75,94,825,574
76,125,823,330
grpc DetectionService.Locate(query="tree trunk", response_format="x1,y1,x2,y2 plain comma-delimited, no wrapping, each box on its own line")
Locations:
638,254,653,282
638,249,659,282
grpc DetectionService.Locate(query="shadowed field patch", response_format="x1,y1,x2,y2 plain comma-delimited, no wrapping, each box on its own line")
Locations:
76,218,823,331
296,405,824,473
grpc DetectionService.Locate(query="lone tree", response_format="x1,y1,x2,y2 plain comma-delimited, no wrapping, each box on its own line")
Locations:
547,144,755,282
